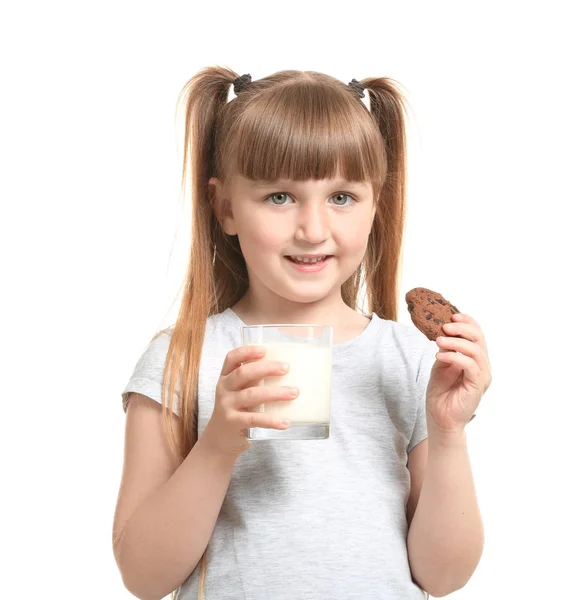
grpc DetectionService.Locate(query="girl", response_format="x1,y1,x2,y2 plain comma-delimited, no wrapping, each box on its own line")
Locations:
113,66,491,600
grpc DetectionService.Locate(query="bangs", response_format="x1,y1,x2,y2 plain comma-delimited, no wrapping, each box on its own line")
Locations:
224,81,387,190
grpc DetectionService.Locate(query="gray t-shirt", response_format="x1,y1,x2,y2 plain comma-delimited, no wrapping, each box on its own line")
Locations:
122,308,438,600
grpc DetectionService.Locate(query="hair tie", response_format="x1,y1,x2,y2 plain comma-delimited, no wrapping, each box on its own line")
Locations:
348,78,365,98
233,73,252,94
233,73,366,99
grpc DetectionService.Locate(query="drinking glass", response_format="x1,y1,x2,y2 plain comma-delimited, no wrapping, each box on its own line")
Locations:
241,324,333,440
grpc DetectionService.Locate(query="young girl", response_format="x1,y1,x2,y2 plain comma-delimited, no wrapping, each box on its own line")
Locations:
112,66,491,600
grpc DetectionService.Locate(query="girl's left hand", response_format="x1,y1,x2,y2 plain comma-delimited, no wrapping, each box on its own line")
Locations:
426,313,492,435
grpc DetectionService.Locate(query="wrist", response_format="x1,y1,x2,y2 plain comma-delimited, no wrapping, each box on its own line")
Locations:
427,425,467,451
195,433,241,470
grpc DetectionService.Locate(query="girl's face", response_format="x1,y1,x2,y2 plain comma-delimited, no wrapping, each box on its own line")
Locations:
209,173,376,307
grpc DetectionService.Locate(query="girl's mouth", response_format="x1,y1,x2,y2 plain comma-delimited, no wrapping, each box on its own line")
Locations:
285,255,333,272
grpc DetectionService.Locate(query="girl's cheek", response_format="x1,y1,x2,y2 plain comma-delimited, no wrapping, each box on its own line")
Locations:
247,227,288,249
332,229,364,250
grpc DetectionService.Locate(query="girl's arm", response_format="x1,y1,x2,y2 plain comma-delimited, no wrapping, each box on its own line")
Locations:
406,430,484,597
114,345,298,600
113,394,237,600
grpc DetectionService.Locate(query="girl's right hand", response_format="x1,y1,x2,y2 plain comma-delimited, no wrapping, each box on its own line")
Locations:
200,345,298,459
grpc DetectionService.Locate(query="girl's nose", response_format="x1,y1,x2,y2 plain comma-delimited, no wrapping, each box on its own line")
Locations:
294,203,329,244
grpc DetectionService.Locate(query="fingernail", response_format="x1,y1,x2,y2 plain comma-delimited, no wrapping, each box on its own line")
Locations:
280,363,289,373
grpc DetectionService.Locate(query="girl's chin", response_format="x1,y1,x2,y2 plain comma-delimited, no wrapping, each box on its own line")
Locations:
275,283,345,305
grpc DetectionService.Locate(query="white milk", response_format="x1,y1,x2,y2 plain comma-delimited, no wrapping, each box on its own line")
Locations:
254,342,332,423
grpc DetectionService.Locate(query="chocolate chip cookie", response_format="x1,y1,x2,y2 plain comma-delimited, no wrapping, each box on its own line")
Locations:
405,287,460,341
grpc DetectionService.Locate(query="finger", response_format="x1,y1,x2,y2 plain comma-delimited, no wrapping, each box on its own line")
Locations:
236,385,299,410
436,336,490,373
441,321,485,344
452,312,482,330
227,359,289,392
242,411,292,431
441,320,489,358
435,349,482,385
220,345,267,377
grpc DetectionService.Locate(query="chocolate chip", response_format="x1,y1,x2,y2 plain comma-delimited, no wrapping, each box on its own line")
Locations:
436,299,445,305
428,297,435,304
452,305,459,312
450,308,457,314
408,302,414,311
434,318,441,324
426,314,432,320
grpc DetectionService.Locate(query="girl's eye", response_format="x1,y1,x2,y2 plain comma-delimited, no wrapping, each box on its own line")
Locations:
265,192,355,207
266,193,294,206
330,193,354,207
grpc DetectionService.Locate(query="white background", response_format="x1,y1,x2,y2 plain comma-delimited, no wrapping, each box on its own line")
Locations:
2,1,574,598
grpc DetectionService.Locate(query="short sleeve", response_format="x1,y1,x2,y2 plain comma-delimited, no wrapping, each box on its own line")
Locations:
121,331,181,416
407,339,437,453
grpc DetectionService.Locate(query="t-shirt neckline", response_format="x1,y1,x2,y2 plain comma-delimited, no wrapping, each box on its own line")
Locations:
221,307,381,353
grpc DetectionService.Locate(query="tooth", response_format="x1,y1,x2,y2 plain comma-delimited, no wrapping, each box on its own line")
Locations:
298,257,321,263
291,256,325,264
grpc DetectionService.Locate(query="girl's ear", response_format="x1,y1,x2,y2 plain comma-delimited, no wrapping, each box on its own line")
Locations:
208,177,237,235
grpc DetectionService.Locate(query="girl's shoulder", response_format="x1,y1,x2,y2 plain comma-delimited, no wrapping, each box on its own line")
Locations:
373,314,438,370
146,310,231,345
373,313,433,349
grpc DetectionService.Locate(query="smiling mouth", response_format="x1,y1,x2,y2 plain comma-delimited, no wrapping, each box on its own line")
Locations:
286,255,332,264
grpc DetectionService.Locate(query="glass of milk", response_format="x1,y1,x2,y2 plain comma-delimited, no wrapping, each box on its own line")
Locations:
241,324,333,440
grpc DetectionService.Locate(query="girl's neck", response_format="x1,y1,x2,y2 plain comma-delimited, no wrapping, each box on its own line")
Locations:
231,294,348,325
230,295,371,344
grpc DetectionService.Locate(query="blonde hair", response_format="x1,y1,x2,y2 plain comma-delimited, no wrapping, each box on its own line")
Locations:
157,65,410,599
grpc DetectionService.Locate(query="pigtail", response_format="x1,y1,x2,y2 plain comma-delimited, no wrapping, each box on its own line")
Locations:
164,66,243,600
359,78,410,322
